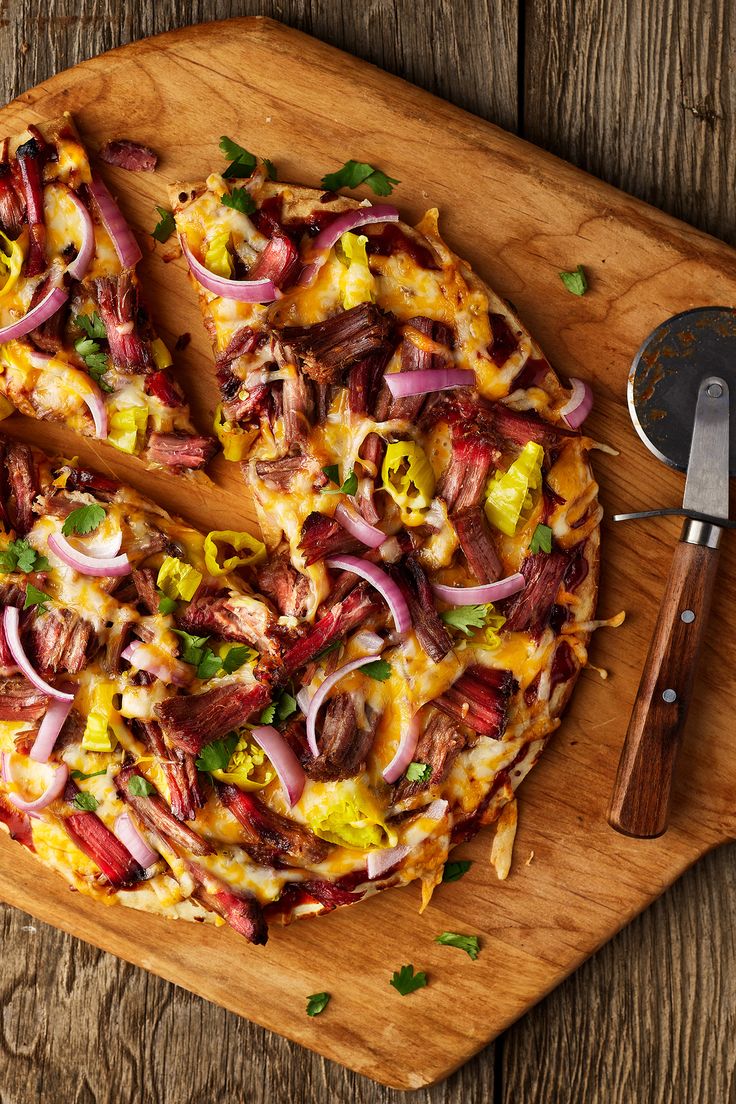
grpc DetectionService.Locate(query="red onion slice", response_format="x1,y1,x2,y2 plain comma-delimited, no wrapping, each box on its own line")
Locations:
0,285,68,344
82,527,123,559
1,751,11,783
432,573,526,606
114,812,159,868
3,607,74,702
366,843,411,880
559,377,594,429
382,712,420,784
121,642,191,686
325,554,411,633
299,205,400,286
88,175,142,268
180,236,278,303
80,383,108,440
334,502,385,549
424,798,449,820
48,532,130,577
29,697,74,763
383,368,475,399
306,654,384,757
7,759,69,813
250,724,306,807
65,188,96,281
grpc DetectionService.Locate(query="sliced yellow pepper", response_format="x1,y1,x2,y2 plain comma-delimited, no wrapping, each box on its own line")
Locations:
0,230,24,300
204,228,232,278
82,682,127,753
151,338,172,369
213,403,258,461
211,734,274,791
382,440,436,526
108,406,148,455
305,779,397,850
157,555,203,601
336,232,374,310
485,441,544,537
204,530,266,576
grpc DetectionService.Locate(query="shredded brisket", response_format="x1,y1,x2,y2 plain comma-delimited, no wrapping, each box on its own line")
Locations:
176,591,284,656
393,712,466,800
98,139,158,172
189,866,268,944
6,441,37,534
453,508,502,583
26,607,96,674
434,665,515,739
392,555,452,662
255,555,311,618
219,785,329,865
146,431,217,470
501,551,569,636
298,511,362,567
0,677,48,721
154,681,270,754
281,582,383,676
94,272,155,371
15,137,47,276
280,303,394,384
308,694,377,781
116,765,212,855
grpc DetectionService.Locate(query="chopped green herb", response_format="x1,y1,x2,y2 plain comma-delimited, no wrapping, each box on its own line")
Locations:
72,792,99,812
221,644,254,674
306,991,330,1016
260,690,297,725
530,523,553,554
442,860,472,883
219,136,257,179
321,468,358,496
74,330,113,393
435,931,481,960
314,639,342,662
172,629,210,666
390,964,428,996
157,592,177,615
264,158,277,181
405,761,431,783
62,503,106,537
322,464,339,484
221,187,256,215
321,160,400,197
75,312,106,341
440,604,491,637
259,702,276,725
196,732,239,773
0,539,49,575
24,583,51,612
196,648,223,680
70,768,107,781
152,206,175,244
559,264,587,297
127,775,156,798
362,658,392,682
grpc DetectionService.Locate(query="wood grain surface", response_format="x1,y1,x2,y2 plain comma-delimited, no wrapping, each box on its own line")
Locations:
1,3,735,1102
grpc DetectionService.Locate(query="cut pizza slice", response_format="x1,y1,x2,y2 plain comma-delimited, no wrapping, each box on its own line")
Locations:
0,114,215,471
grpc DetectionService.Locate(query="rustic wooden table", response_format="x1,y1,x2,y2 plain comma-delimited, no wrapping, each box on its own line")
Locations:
1,2,735,1101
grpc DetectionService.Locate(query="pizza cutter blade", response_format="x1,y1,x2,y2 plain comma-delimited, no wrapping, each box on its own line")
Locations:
607,306,735,839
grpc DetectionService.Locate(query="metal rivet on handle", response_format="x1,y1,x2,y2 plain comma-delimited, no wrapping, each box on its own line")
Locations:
680,609,696,623
662,688,677,703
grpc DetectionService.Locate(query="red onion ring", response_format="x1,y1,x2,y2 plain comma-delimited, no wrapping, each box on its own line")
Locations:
559,377,594,429
298,205,400,287
250,724,306,807
48,532,130,577
7,759,69,813
180,236,278,303
1,751,11,783
334,502,385,549
425,798,448,820
306,654,384,757
121,642,191,686
432,573,526,606
0,285,68,344
383,368,475,399
325,554,411,633
114,812,159,868
3,607,74,702
366,843,411,880
65,187,96,281
29,697,74,763
87,175,142,269
80,383,108,440
382,712,420,783
81,527,123,559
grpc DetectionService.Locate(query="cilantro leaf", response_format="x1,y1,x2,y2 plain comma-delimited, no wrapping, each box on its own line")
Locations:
221,187,256,215
442,860,472,883
321,468,358,496
221,644,254,674
157,592,177,615
70,768,107,781
196,733,239,773
264,159,277,181
390,964,428,996
62,503,106,537
24,583,51,612
196,648,223,680
322,464,339,484
172,629,210,667
74,312,106,341
321,160,400,197
219,136,257,179
362,658,392,682
128,775,156,797
530,523,553,554
559,264,587,297
74,331,113,393
72,792,98,812
306,991,330,1017
435,931,481,960
259,702,276,725
0,539,49,575
405,761,431,783
440,604,491,637
152,206,175,244
277,691,297,721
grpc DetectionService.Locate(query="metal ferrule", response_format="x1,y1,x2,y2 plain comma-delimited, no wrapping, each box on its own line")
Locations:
680,517,723,548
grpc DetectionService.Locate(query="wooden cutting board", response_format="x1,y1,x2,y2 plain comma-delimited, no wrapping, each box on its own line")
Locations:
1,17,736,1091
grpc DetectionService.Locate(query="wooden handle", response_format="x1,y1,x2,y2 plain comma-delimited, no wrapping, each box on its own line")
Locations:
608,538,721,838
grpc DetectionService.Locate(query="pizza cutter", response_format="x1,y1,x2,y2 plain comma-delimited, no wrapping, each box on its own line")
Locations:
607,306,736,838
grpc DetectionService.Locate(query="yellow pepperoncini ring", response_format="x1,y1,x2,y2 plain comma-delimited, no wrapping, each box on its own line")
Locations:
485,441,544,537
305,779,398,850
211,734,275,791
151,338,172,370
108,406,149,455
157,555,203,601
336,231,375,310
204,228,232,278
204,530,266,576
0,230,24,301
381,440,436,526
81,682,127,753
213,404,258,461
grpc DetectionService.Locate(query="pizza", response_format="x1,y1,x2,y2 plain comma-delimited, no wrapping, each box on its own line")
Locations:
0,131,609,946
0,115,215,470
